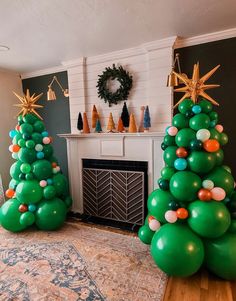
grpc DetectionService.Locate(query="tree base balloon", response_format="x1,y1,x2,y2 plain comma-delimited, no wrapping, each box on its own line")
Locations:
139,96,236,279
0,90,72,232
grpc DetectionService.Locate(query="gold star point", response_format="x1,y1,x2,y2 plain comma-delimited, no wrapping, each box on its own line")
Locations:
13,89,43,120
173,63,220,108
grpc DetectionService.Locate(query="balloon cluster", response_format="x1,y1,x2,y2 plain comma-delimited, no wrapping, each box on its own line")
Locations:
0,114,72,232
139,98,236,280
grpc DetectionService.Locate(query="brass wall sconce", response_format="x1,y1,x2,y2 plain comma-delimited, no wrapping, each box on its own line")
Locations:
47,76,69,101
167,53,187,87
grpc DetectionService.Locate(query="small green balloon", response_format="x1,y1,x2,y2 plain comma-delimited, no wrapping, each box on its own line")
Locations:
189,113,210,131
163,146,178,167
26,140,35,149
209,111,218,121
188,201,231,238
32,160,52,180
214,149,224,166
25,172,34,180
35,198,67,230
222,165,231,173
228,219,236,233
64,196,73,209
172,113,189,129
31,132,43,144
147,189,174,223
18,139,26,147
163,135,176,146
43,144,53,159
23,114,38,124
12,133,22,144
20,123,34,134
20,211,35,226
10,161,22,181
178,99,194,114
175,128,196,148
205,167,235,196
33,120,45,133
16,180,43,204
18,147,36,164
170,171,201,202
20,163,31,174
43,185,56,199
9,179,19,189
204,233,236,280
187,151,216,174
210,128,220,141
161,167,175,180
53,174,69,197
0,199,27,232
198,99,213,113
138,225,155,244
189,139,203,151
219,132,228,145
151,224,204,277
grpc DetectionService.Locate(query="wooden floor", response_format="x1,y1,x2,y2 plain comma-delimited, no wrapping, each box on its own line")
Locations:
163,269,236,301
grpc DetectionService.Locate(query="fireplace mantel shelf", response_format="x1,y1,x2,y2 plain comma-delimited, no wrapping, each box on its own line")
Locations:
58,131,165,139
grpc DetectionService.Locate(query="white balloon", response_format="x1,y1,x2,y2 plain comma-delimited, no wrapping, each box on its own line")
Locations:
149,219,161,231
202,179,214,190
165,210,177,223
196,129,210,142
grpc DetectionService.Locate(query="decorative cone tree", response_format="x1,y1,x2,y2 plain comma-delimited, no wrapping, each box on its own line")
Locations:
77,112,83,132
138,106,145,132
107,112,115,132
139,63,236,280
83,112,90,133
95,118,102,133
117,117,125,132
121,101,129,128
128,113,137,133
92,105,98,129
143,105,151,131
0,90,72,232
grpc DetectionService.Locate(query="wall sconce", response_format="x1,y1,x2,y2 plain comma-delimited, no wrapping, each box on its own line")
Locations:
167,53,187,87
47,76,69,101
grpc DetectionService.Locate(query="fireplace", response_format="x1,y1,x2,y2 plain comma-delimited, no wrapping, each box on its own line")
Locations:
82,159,148,226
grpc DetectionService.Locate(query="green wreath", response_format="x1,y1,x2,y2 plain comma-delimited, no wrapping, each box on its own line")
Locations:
96,64,133,107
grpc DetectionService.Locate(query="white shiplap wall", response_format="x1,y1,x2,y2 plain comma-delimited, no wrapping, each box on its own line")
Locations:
63,37,176,133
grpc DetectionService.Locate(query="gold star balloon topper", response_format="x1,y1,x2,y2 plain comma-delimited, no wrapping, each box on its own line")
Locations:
173,63,220,108
13,89,43,120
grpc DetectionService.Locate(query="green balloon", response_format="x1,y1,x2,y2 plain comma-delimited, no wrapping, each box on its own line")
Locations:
9,179,19,189
31,132,43,144
18,139,26,147
219,132,228,145
0,199,27,232
228,219,236,233
35,197,67,230
163,135,176,146
210,128,220,141
20,123,33,134
170,171,201,202
16,180,43,204
209,111,218,121
214,149,224,166
25,172,34,180
26,140,35,149
205,167,234,195
13,133,22,144
187,151,216,174
178,99,194,114
32,160,52,180
175,128,196,148
33,120,45,133
222,165,231,173
188,201,231,238
189,113,210,131
18,147,36,164
53,174,69,197
163,146,178,167
43,185,56,199
64,196,73,210
43,144,53,159
161,167,175,180
204,233,236,280
151,224,204,277
198,99,213,113
138,225,155,244
20,211,35,226
20,163,31,174
23,113,38,124
147,189,174,223
18,115,23,123
10,161,22,181
172,113,189,129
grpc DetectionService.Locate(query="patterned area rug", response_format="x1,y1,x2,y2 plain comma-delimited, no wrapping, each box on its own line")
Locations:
0,222,167,301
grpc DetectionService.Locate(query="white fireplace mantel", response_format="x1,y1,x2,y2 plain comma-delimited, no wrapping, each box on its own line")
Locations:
59,132,165,213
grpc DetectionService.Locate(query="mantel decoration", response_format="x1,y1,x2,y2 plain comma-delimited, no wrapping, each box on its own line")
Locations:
97,64,133,107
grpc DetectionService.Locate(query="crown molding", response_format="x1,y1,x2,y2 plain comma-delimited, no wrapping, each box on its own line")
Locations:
143,36,177,51
61,57,85,68
21,65,66,79
175,27,236,49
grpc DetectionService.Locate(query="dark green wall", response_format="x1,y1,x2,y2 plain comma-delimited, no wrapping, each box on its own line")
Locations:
174,37,236,178
22,71,70,178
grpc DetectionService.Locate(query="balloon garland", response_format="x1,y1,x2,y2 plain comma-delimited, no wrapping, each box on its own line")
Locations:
97,64,133,107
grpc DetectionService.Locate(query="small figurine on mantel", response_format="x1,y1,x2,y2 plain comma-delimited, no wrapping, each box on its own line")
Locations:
83,112,90,133
95,117,102,133
107,112,116,132
117,117,125,133
128,113,137,133
138,106,145,132
92,105,98,130
77,112,83,133
143,105,151,132
121,101,129,128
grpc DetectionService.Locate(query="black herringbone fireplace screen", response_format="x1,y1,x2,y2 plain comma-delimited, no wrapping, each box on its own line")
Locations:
82,159,148,226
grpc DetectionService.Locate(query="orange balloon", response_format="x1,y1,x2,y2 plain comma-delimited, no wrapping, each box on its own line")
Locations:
148,215,155,224
15,125,20,131
198,188,212,201
19,204,28,213
5,189,15,198
51,162,57,168
176,208,188,219
12,144,20,153
176,147,188,158
203,139,220,153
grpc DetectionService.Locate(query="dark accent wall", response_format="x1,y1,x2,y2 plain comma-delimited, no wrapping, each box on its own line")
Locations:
174,37,236,178
22,71,70,179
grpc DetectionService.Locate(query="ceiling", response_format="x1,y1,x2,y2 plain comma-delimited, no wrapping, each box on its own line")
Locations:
1,0,236,74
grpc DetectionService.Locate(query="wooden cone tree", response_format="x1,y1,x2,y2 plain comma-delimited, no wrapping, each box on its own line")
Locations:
107,112,115,132
138,106,145,132
117,117,125,132
83,112,90,133
95,118,102,133
128,113,137,133
92,105,98,128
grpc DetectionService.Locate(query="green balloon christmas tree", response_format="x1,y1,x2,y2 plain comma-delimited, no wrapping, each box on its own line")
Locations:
139,63,236,280
0,90,72,232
